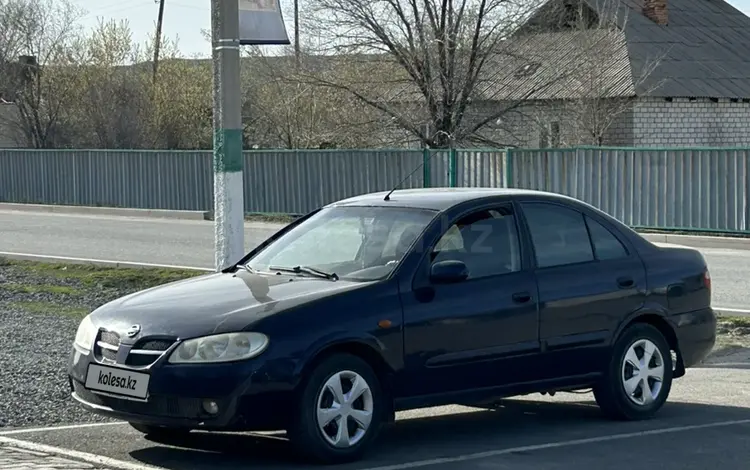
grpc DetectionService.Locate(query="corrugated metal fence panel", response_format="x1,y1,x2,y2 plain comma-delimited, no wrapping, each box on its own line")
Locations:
423,150,449,187
509,148,750,232
1,147,749,232
243,150,425,214
456,150,507,187
0,149,213,211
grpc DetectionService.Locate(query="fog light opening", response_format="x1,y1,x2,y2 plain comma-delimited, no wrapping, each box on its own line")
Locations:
202,399,219,415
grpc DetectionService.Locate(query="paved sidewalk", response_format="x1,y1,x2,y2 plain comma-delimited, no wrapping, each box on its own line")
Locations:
0,443,110,470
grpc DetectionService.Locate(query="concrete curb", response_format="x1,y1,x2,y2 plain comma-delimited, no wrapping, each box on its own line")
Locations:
0,203,209,221
0,252,213,272
640,233,750,251
715,308,750,317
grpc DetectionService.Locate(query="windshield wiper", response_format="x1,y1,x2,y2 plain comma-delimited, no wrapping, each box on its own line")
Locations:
269,265,339,281
238,264,258,274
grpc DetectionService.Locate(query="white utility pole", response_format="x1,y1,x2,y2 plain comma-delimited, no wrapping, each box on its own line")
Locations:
210,0,245,271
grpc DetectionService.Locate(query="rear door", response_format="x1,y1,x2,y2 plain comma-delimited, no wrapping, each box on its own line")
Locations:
518,201,647,379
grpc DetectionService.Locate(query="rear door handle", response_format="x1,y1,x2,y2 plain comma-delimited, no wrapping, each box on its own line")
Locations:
512,291,532,304
617,276,635,289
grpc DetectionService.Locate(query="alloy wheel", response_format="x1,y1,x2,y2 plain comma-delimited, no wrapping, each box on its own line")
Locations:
315,370,374,448
621,338,665,406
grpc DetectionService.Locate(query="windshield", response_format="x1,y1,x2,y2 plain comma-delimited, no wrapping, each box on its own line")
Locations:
246,206,437,281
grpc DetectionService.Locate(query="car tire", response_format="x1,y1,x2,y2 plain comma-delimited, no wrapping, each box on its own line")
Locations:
593,323,673,421
129,422,191,439
288,353,385,464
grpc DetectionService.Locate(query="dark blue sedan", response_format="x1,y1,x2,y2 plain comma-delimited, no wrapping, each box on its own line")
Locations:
68,188,716,464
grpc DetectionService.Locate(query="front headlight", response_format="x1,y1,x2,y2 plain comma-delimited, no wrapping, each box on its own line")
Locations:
168,332,269,364
74,315,97,352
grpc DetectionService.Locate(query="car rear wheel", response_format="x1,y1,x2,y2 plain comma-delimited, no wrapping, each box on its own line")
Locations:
129,422,191,439
288,353,385,464
594,323,673,420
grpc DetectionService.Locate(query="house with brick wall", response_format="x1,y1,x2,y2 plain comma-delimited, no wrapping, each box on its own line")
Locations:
477,0,750,148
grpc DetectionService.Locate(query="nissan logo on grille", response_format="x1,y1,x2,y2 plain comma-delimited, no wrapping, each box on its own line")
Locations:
126,324,141,338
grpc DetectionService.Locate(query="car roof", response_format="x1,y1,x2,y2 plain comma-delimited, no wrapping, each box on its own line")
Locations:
327,187,580,212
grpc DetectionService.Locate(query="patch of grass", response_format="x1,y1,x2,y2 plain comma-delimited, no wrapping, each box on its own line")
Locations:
710,315,750,358
717,315,750,329
10,300,90,319
1,258,209,320
244,212,298,224
3,259,204,290
0,283,81,295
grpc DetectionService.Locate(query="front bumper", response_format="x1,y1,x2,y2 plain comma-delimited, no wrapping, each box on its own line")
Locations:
672,307,717,368
67,346,297,431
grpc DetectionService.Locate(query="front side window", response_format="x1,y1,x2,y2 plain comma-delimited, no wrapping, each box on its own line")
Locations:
431,207,522,279
247,206,436,281
521,202,594,268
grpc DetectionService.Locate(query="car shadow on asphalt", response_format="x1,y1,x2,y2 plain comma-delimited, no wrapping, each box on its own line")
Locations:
128,399,750,469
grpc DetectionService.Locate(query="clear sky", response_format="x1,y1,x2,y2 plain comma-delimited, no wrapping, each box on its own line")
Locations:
72,0,750,58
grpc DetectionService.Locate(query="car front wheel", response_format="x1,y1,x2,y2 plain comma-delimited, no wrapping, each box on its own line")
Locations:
594,323,673,420
288,353,385,464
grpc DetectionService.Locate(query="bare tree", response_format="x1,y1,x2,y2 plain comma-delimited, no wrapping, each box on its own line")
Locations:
0,0,84,148
297,0,573,148
66,18,153,149
144,36,214,150
559,0,665,146
240,46,389,149
67,21,213,150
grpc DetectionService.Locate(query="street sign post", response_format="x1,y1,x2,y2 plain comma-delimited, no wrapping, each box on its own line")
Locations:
211,0,290,271
239,0,290,45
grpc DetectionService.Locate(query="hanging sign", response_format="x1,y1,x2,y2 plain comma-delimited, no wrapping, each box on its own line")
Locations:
239,0,291,45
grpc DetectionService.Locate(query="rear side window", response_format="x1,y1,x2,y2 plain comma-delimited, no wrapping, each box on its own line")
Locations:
521,202,594,268
585,216,628,260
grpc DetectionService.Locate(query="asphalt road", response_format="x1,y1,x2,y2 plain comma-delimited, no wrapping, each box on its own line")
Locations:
3,356,750,470
0,210,748,310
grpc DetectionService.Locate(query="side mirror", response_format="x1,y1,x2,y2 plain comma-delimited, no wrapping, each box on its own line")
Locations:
430,260,469,284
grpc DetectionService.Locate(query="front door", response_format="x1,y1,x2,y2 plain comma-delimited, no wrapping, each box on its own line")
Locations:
400,203,541,399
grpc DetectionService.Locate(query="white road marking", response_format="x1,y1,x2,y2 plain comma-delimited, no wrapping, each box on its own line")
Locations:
0,251,213,271
0,208,288,229
0,436,161,470
0,421,126,436
0,209,209,224
359,419,750,470
1,418,749,469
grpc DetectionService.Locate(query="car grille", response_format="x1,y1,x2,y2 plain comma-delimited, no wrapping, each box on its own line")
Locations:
93,330,176,367
125,339,176,367
94,330,120,362
72,381,204,419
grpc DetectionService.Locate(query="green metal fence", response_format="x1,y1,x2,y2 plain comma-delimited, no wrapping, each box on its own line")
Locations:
1,146,748,233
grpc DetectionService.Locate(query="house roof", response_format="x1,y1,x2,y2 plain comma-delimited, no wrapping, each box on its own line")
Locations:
613,0,750,98
468,0,750,100
477,28,635,100
337,28,637,104
124,0,750,102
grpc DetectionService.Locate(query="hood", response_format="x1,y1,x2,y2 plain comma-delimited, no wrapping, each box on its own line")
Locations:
90,270,369,341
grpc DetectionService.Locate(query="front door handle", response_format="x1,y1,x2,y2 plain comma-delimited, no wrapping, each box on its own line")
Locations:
512,291,532,304
617,276,635,289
